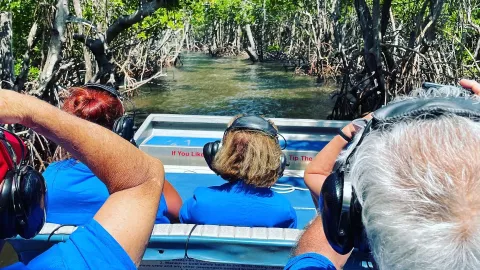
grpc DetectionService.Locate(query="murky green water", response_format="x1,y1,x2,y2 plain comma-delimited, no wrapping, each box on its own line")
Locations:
134,53,335,120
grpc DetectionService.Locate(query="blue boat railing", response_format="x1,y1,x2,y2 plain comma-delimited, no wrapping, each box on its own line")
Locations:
134,114,348,171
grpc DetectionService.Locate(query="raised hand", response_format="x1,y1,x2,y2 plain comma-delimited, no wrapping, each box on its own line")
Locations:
459,79,480,95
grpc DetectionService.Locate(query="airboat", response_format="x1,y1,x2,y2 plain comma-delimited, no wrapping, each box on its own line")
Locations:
9,114,370,269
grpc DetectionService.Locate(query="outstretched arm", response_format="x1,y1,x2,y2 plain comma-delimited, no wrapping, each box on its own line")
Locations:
304,135,350,207
304,124,355,207
163,180,182,221
304,114,371,207
0,91,163,266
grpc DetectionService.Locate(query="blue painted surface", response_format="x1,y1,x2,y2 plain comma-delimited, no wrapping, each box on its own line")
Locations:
146,136,328,151
9,137,321,268
165,172,315,229
10,235,296,267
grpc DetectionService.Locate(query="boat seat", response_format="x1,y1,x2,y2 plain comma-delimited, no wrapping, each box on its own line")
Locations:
9,223,372,270
9,223,301,267
9,223,372,269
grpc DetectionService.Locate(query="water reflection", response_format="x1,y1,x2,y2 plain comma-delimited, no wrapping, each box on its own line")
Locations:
134,53,335,120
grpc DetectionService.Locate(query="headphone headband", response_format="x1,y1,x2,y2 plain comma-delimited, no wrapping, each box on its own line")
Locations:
320,95,480,255
373,97,480,124
83,83,121,100
345,97,480,182
0,128,26,169
351,97,480,160
226,115,278,137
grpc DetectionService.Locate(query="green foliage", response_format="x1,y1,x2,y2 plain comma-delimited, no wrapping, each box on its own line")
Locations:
14,63,40,81
1,0,478,85
267,44,280,52
1,0,44,59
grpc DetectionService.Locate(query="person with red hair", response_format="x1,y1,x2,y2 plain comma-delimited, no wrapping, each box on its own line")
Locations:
43,85,182,225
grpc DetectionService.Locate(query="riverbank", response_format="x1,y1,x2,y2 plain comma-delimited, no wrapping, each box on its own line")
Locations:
133,53,336,122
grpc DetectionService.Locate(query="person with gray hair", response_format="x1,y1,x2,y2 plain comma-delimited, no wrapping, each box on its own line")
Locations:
286,79,480,270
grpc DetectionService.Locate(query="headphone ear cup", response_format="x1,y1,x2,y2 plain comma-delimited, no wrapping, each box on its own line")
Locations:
15,166,46,239
203,141,221,174
319,169,354,255
113,116,135,143
0,175,18,239
350,191,369,253
278,153,287,177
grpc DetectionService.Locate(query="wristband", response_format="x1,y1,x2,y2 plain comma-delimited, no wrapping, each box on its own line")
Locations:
337,129,352,142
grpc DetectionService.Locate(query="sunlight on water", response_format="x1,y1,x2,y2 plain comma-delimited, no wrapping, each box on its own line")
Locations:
134,53,335,120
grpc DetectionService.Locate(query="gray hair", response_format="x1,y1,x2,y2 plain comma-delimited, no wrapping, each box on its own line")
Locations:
343,86,480,269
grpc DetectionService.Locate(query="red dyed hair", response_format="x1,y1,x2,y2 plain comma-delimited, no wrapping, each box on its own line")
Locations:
62,87,124,129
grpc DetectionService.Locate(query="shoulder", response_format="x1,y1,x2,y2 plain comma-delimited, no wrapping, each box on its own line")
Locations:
190,184,231,200
284,253,336,270
42,160,70,173
180,186,214,210
179,185,227,223
43,159,89,175
1,263,30,270
27,219,135,270
271,191,294,204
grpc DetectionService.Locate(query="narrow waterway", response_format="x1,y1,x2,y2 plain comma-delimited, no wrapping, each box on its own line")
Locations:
134,53,335,120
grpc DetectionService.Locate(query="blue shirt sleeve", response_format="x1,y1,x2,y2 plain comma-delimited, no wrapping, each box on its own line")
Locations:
284,253,336,270
19,219,135,270
1,263,28,270
288,206,298,229
155,194,170,224
179,195,197,224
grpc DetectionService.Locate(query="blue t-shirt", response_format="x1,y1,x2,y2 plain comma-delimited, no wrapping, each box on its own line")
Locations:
44,159,170,225
179,180,297,228
2,219,135,269
284,253,336,270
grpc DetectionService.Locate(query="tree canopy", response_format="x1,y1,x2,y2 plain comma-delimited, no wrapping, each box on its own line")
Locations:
0,0,478,117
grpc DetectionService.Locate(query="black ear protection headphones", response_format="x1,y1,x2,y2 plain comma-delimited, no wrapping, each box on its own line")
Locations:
203,115,288,177
0,128,46,239
320,95,480,255
83,83,136,145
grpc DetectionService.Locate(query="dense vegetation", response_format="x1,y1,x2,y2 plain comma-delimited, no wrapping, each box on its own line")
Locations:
0,0,479,118
0,0,478,169
187,0,480,118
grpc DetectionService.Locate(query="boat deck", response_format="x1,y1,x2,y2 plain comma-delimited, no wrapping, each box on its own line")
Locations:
8,114,373,269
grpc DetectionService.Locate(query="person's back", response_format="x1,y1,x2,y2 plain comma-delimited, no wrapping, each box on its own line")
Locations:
180,115,297,228
43,85,181,225
44,158,170,225
180,180,296,228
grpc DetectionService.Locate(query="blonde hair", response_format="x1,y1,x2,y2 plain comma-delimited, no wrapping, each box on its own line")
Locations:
212,115,283,188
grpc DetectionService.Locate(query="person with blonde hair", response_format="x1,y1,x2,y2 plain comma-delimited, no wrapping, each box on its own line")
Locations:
180,115,297,228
